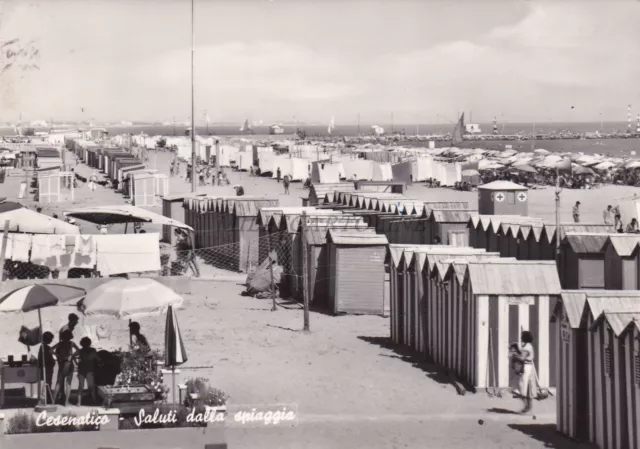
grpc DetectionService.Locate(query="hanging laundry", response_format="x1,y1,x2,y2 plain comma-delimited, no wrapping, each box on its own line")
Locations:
31,234,66,269
95,232,161,276
5,234,31,262
60,235,97,269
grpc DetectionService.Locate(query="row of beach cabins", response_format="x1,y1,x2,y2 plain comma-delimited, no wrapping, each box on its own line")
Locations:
164,181,639,449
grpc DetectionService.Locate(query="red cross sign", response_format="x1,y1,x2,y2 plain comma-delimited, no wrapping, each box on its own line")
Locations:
518,192,528,202
494,192,505,202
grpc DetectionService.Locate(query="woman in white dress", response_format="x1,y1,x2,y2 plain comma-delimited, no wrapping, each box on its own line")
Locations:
515,331,536,413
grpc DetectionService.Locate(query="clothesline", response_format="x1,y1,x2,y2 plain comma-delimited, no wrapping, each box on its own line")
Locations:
3,232,162,275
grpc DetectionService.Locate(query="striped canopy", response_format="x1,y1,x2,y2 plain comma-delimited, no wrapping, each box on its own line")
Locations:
0,284,86,313
78,278,183,320
164,305,187,368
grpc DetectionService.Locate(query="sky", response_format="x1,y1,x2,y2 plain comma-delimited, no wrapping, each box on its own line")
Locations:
0,0,639,125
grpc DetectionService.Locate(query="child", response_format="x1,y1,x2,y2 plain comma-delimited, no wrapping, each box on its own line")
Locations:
74,337,99,406
52,330,79,406
37,332,55,403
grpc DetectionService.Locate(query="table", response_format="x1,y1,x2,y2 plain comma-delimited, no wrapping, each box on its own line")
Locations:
0,360,39,407
98,385,157,413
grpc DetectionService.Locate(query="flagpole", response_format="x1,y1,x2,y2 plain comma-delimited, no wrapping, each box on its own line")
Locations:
190,0,197,193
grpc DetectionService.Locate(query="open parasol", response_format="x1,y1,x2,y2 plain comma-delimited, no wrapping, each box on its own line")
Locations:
78,278,183,319
0,284,86,406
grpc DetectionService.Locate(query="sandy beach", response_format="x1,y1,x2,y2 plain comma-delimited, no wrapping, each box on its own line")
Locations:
0,143,615,448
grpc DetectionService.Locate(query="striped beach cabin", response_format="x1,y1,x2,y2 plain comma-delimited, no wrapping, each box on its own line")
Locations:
555,290,640,449
454,260,561,391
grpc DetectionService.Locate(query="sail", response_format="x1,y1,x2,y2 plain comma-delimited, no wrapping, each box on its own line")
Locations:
205,111,211,124
328,116,335,134
492,117,498,135
239,118,251,132
451,113,465,145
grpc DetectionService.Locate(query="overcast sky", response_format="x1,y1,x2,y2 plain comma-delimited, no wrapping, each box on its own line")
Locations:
1,0,639,124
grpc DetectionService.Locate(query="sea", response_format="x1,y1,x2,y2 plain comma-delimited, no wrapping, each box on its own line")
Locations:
3,121,640,157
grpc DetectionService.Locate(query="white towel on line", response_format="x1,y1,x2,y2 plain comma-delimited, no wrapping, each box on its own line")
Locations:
95,232,161,276
31,234,66,269
5,234,31,262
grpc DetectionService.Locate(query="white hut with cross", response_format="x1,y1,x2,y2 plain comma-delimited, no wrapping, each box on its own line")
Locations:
478,180,529,216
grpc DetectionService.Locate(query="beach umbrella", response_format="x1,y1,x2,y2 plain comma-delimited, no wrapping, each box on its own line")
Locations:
533,149,550,155
164,305,187,404
571,165,595,175
78,278,183,319
512,164,537,174
461,169,479,177
0,284,86,406
594,161,616,171
624,160,640,169
164,305,187,367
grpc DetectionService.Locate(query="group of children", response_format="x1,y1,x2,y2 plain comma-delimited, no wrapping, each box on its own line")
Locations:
38,313,99,406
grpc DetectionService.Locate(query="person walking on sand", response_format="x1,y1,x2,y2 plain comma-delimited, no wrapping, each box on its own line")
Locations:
283,175,290,194
513,331,536,414
572,201,580,223
276,167,281,183
603,205,613,225
88,171,97,191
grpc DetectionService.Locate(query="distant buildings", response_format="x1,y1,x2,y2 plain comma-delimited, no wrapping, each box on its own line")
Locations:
269,125,284,135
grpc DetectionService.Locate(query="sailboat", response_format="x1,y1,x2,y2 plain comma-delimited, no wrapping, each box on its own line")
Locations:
492,117,499,135
327,116,335,134
636,114,640,133
451,113,465,146
239,118,254,134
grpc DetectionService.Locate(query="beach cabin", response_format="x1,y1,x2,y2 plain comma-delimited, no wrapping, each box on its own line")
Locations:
555,291,640,449
290,216,368,299
495,218,544,258
559,233,610,289
229,198,279,272
162,194,193,244
388,244,420,346
427,209,477,245
131,172,156,207
35,147,62,170
326,230,389,315
477,180,529,216
456,259,560,391
422,250,500,363
590,312,640,449
307,182,355,206
603,234,640,290
305,226,377,310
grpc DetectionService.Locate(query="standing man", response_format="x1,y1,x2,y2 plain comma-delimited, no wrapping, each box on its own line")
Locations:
612,205,622,230
59,313,79,341
572,201,581,223
276,167,281,183
603,205,613,225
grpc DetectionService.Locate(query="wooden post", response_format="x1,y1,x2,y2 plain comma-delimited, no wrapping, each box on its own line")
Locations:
245,241,252,273
0,220,10,281
301,211,310,331
267,235,276,312
215,140,221,186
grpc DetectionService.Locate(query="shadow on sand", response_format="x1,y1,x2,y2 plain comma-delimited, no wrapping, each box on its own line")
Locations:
358,336,467,391
509,424,596,449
